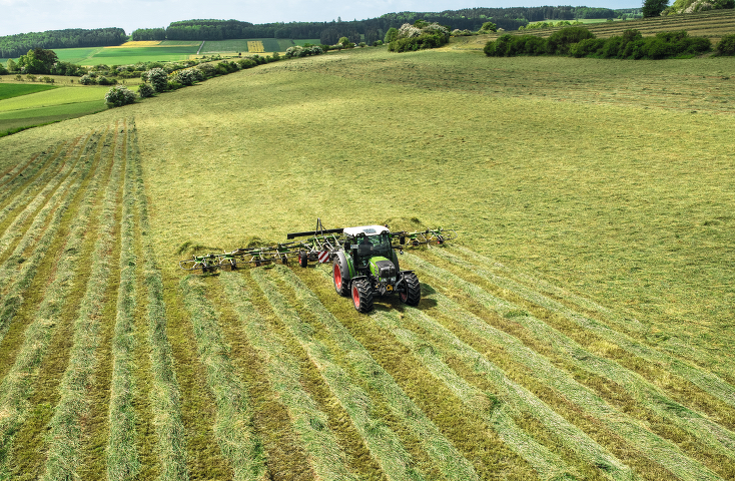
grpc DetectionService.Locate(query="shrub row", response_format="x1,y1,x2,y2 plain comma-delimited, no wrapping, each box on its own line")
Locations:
485,27,717,59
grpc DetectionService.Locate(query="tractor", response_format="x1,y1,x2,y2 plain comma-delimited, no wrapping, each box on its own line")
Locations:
330,225,421,313
180,219,454,313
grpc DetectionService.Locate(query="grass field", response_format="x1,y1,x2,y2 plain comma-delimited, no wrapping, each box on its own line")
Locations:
0,84,57,101
0,84,116,136
199,38,317,54
0,37,734,480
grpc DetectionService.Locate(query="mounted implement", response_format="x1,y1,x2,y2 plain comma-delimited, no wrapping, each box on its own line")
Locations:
178,219,455,313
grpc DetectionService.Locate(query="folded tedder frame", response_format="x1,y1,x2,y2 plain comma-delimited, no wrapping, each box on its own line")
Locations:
178,219,456,273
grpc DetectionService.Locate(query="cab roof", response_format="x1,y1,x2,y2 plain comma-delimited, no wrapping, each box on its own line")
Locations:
343,225,390,237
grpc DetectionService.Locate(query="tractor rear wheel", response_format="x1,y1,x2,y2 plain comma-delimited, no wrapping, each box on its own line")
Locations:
299,250,308,268
399,272,421,306
352,278,374,313
333,260,350,297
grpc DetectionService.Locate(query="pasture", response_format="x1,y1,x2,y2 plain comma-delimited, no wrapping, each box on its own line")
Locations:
0,41,734,481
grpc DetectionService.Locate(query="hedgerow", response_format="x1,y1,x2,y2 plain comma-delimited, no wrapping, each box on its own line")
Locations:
485,27,712,59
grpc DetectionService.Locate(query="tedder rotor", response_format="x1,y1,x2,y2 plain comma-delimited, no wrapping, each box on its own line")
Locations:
178,219,455,313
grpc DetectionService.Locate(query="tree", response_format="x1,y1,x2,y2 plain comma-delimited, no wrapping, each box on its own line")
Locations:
6,59,17,72
147,67,168,92
17,48,58,74
642,0,669,17
384,28,399,44
479,21,498,32
105,86,136,107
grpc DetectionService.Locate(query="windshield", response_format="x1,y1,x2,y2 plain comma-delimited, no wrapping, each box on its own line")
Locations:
356,233,392,258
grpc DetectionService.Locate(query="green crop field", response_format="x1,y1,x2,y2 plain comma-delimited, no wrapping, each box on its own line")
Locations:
0,84,117,136
0,83,57,101
0,36,734,481
200,38,313,53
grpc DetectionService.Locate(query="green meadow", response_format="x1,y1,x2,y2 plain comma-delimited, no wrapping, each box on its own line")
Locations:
0,37,734,480
0,83,57,100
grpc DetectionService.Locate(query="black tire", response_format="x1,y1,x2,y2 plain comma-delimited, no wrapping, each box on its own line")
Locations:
333,258,350,297
399,272,421,306
352,278,374,313
299,250,308,268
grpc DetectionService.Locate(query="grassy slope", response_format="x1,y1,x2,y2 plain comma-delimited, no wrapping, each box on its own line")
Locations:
0,46,734,479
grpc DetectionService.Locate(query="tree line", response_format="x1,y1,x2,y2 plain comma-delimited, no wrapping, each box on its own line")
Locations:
131,7,634,45
0,28,126,59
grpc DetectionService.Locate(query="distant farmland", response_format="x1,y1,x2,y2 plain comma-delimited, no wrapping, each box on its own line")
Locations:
200,38,320,53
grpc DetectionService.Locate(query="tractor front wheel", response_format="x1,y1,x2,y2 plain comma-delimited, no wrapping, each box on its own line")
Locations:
399,272,421,306
352,279,374,313
333,260,350,297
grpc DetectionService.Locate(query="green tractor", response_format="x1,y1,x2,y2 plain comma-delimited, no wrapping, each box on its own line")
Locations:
331,225,420,313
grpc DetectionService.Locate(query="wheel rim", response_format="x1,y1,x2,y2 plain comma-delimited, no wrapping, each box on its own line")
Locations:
352,285,360,308
335,264,342,290
400,290,407,302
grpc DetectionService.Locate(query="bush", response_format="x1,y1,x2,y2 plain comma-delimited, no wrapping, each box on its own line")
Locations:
167,81,184,90
175,69,197,86
79,74,97,85
238,58,258,69
105,86,136,107
570,38,606,57
716,34,735,55
97,76,117,85
0,63,7,75
137,83,154,98
547,26,596,55
147,67,168,92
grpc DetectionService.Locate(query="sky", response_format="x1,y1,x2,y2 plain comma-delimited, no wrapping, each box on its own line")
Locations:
0,0,641,36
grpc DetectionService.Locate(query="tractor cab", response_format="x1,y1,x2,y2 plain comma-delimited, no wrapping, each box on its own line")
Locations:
343,225,394,269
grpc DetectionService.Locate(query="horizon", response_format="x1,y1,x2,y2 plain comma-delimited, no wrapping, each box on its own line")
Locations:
1,0,641,36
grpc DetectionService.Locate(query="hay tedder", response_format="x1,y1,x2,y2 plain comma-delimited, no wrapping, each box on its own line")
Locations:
179,219,455,312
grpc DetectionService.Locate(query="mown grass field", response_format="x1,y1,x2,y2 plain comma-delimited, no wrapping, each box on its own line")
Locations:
0,38,734,481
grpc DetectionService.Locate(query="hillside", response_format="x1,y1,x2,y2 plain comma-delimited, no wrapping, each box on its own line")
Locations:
0,45,734,480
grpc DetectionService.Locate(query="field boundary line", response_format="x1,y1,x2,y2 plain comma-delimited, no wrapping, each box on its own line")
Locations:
270,266,480,481
41,124,125,481
0,128,105,479
406,254,724,480
180,275,267,481
435,248,735,410
129,121,189,481
221,272,357,481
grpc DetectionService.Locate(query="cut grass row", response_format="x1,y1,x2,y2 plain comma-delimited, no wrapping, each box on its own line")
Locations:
41,124,123,481
0,126,107,478
0,132,96,345
436,246,735,413
257,266,480,481
0,142,67,233
130,121,189,481
106,123,140,481
307,268,623,480
404,251,727,480
0,140,89,264
179,275,266,481
220,272,357,481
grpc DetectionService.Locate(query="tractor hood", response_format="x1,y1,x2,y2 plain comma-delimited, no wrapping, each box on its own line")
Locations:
369,256,397,280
